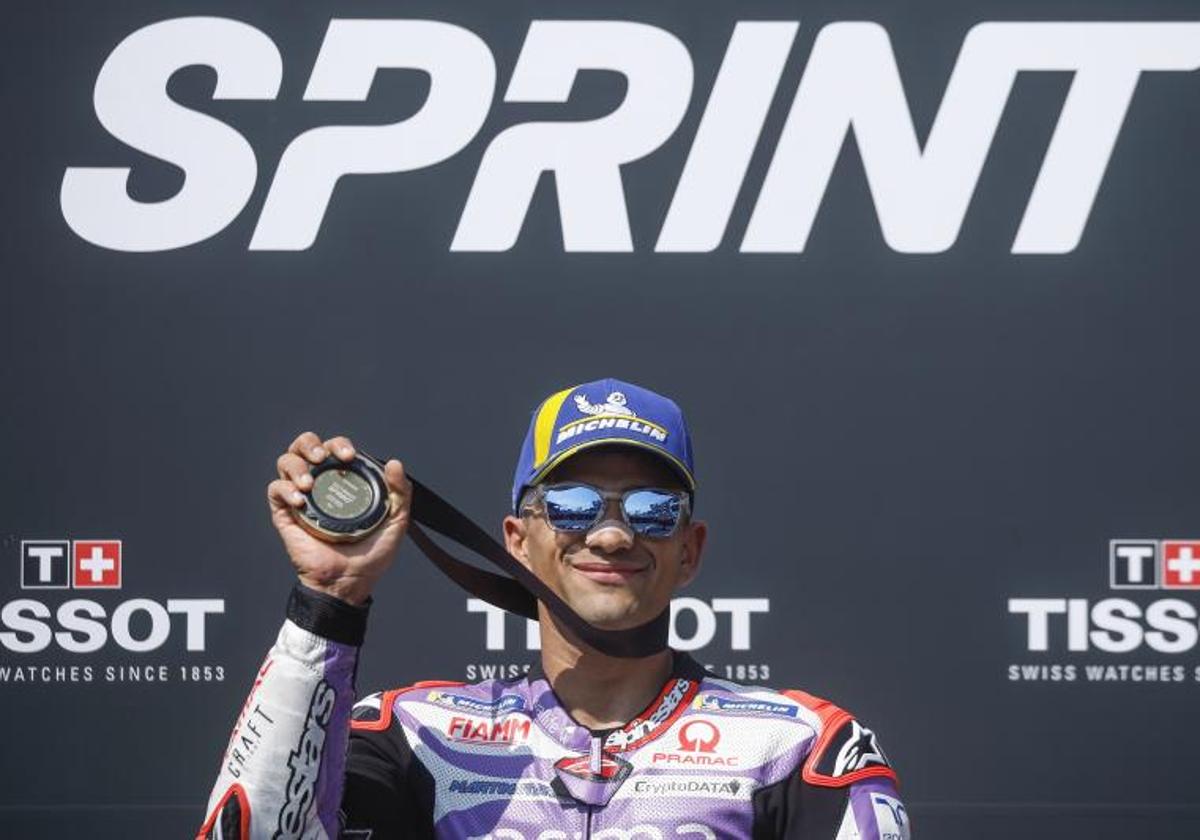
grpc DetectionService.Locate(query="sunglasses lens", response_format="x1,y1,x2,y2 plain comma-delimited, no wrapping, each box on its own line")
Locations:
542,485,604,531
623,490,682,537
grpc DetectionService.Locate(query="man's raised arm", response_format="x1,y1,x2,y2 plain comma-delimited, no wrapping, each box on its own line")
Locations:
198,433,410,839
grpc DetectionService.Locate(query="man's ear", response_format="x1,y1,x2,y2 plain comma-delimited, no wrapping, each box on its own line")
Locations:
676,519,707,587
503,514,533,571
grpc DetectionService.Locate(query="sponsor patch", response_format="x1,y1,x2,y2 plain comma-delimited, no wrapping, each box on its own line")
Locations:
692,693,799,718
651,718,739,767
631,777,751,799
448,778,555,797
427,690,526,716
446,715,531,744
870,792,911,840
678,719,721,752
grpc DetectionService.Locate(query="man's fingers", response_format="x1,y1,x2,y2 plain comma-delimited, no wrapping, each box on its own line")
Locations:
384,459,412,518
323,436,356,462
288,431,328,463
384,459,409,495
276,452,315,489
267,478,306,511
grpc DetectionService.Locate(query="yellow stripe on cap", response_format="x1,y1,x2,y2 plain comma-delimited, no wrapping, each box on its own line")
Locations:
532,386,576,467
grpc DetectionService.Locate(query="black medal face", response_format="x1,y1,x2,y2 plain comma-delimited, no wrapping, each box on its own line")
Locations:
293,454,390,542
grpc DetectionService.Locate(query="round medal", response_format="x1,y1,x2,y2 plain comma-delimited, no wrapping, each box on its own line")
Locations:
292,454,392,542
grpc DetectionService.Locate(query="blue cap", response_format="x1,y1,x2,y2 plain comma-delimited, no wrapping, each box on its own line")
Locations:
512,378,696,513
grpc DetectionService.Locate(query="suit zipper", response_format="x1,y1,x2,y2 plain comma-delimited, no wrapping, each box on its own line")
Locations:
585,732,602,838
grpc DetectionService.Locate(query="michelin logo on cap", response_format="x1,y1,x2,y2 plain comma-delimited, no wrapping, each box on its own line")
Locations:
511,378,696,513
557,392,668,445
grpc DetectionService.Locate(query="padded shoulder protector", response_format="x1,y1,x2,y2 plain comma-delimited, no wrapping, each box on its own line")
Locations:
350,680,465,732
783,689,898,789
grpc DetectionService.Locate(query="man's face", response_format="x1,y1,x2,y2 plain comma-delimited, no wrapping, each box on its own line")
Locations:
503,447,707,632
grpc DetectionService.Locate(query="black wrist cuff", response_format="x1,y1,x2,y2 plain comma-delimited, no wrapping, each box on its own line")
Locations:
287,583,371,646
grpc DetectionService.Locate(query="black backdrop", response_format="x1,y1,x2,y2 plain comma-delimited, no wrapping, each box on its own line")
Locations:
3,1,1199,837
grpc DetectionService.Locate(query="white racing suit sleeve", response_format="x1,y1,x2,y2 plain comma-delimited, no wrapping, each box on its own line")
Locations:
198,585,368,839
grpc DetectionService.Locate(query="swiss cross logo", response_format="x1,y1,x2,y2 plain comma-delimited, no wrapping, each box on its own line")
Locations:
1162,541,1200,590
20,540,71,589
72,540,122,588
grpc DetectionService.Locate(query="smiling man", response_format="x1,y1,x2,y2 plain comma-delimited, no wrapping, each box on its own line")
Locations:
199,379,908,839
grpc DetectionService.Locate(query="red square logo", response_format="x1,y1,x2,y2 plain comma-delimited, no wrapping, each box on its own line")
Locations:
1162,540,1200,589
72,540,122,589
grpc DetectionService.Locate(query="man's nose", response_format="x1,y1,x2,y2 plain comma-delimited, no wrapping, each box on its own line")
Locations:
585,519,635,553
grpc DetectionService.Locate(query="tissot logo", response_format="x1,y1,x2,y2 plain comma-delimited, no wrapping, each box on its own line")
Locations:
20,540,124,590
467,597,768,651
1110,539,1200,590
463,596,772,681
60,19,1200,254
1007,538,1200,683
1,537,226,662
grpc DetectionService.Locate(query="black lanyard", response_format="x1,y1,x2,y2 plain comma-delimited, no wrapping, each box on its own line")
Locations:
406,476,669,658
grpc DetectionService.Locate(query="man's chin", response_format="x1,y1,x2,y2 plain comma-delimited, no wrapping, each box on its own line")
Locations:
568,593,656,632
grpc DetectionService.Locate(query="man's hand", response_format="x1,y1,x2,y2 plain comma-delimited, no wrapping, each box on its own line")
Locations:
267,432,411,605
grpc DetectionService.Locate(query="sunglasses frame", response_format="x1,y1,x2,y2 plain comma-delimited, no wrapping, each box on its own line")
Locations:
521,482,691,538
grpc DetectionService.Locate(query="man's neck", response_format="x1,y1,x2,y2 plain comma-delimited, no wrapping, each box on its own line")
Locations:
537,611,674,731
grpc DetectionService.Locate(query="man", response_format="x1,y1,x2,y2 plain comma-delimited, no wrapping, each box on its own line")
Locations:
199,378,909,839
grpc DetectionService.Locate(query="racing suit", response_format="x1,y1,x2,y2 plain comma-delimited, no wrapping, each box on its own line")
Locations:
200,585,909,839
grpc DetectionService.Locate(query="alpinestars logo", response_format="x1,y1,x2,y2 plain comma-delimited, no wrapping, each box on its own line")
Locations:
60,19,1200,254
1007,539,1200,684
832,721,887,776
276,680,336,838
809,718,893,782
604,678,696,751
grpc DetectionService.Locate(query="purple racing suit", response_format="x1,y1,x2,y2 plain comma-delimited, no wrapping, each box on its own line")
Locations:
200,586,909,839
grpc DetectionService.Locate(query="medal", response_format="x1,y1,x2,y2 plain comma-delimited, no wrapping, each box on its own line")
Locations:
293,454,392,542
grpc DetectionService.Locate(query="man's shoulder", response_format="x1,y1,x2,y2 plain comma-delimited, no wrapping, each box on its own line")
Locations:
350,675,531,731
694,672,897,788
